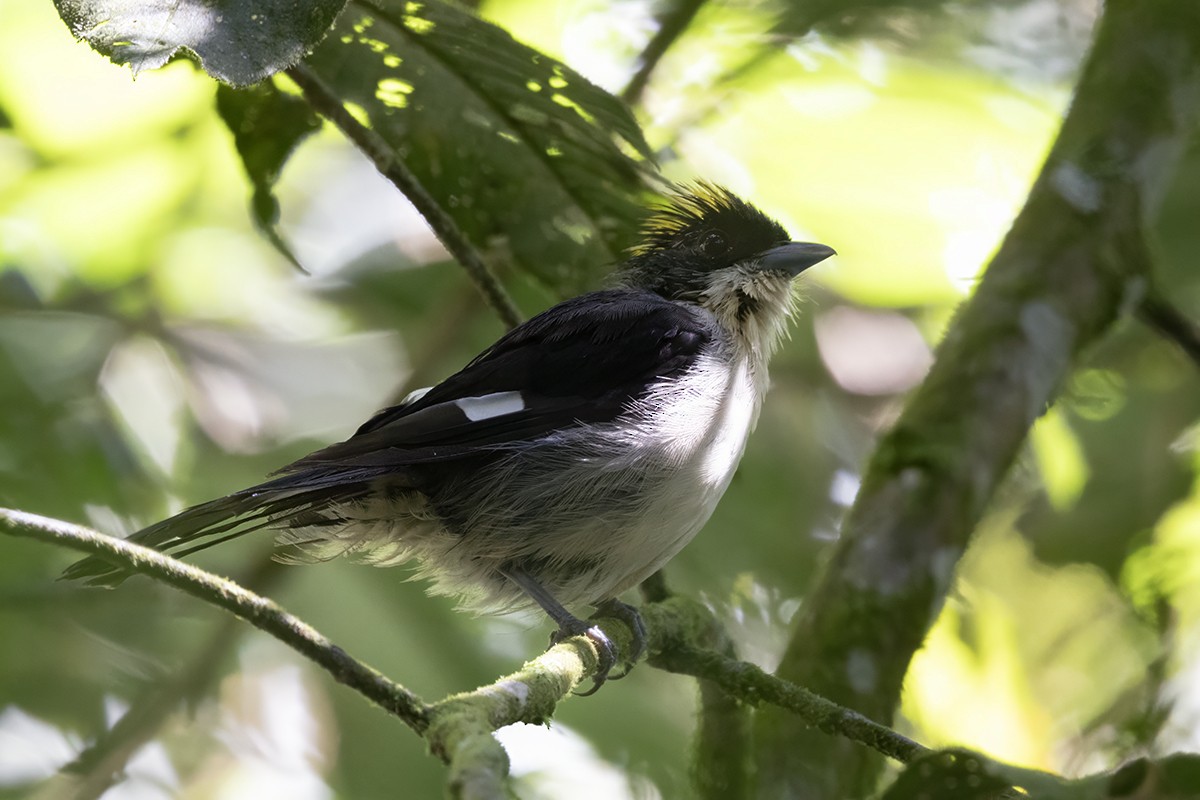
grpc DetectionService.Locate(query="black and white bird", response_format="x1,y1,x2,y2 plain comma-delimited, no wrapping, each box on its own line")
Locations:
66,183,834,690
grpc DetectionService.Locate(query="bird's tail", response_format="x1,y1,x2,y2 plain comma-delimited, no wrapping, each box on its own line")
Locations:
60,465,390,587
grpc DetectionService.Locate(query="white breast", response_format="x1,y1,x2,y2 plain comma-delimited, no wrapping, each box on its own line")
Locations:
585,351,764,598
699,356,760,490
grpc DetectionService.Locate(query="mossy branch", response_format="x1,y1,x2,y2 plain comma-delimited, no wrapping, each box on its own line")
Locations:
755,2,1200,796
3,508,930,799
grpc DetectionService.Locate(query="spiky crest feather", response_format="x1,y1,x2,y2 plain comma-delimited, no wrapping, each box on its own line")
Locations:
630,182,765,256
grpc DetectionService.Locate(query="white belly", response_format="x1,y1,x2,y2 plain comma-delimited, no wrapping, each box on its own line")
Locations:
581,354,763,599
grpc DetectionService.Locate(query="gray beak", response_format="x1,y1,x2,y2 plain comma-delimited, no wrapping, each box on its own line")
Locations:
758,241,837,276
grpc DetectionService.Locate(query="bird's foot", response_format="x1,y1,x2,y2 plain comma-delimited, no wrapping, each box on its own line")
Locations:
590,598,646,680
550,618,618,696
548,600,646,696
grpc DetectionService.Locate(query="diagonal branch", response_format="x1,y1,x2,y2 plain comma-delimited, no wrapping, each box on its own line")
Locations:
62,558,287,799
0,508,432,734
1139,292,1200,369
643,598,926,766
285,63,523,330
621,0,708,106
754,2,1200,796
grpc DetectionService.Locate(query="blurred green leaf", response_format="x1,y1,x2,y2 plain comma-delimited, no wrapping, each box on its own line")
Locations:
52,0,347,85
216,81,322,269
303,0,654,293
1030,408,1089,511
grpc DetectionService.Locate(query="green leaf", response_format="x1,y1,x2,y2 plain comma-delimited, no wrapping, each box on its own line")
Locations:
216,81,323,269
302,0,654,293
52,0,348,85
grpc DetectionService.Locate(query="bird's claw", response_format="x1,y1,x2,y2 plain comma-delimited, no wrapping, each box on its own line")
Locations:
549,600,646,695
549,620,618,695
593,598,647,668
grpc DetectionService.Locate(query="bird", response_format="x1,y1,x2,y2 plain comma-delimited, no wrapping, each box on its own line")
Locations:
64,183,835,691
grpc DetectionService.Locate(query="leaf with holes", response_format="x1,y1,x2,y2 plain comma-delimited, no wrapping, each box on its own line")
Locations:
302,0,654,293
53,0,348,85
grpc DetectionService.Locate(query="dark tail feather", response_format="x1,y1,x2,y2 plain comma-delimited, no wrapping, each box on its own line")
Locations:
60,465,391,587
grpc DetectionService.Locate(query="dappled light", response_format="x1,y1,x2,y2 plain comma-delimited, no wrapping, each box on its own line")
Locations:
4,0,1200,797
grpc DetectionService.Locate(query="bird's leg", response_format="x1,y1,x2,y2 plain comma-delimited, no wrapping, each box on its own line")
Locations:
590,597,646,681
500,565,618,695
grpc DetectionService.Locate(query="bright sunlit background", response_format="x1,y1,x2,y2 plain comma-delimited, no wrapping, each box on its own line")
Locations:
4,0,1200,796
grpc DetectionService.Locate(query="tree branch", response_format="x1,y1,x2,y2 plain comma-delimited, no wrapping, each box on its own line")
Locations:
641,572,752,798
643,599,927,766
0,508,432,735
1139,291,1200,369
424,636,604,799
620,0,707,106
285,63,523,330
5,508,931,797
64,613,246,799
755,2,1200,796
62,558,287,798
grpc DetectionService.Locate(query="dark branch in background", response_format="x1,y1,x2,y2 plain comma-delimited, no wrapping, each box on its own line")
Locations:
640,571,753,798
754,2,1200,797
621,0,707,106
3,508,930,798
66,615,245,799
62,559,287,799
1139,292,1200,369
285,64,524,330
0,509,432,735
688,613,754,798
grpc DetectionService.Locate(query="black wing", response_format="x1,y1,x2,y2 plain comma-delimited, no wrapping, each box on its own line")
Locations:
63,289,714,585
286,288,714,468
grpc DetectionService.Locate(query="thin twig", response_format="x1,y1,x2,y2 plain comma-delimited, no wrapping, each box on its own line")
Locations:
621,0,708,106
0,509,431,734
285,64,523,330
1139,292,1200,368
643,599,927,766
657,643,926,764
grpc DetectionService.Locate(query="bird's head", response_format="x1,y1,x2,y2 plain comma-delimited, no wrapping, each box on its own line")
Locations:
620,182,835,354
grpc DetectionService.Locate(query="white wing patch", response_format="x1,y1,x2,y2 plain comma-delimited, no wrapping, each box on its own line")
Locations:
454,391,526,421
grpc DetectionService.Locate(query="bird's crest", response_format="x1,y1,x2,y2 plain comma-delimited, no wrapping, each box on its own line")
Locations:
630,182,779,257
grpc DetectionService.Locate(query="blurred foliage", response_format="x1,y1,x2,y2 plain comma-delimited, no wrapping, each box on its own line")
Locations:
301,0,654,293
2,0,1200,797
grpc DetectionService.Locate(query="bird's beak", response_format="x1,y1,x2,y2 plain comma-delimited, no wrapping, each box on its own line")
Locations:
758,242,837,276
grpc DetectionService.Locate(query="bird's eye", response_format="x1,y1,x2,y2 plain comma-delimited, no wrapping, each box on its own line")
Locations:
700,231,728,255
